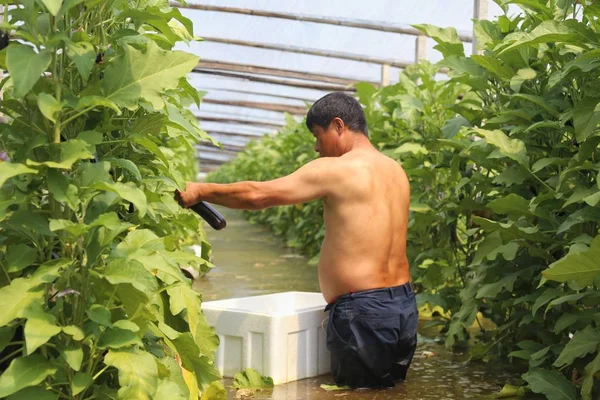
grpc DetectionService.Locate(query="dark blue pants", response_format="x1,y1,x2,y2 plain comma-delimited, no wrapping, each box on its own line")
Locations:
324,282,418,388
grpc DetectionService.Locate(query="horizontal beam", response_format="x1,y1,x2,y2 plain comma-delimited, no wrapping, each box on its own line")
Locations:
201,86,316,103
197,59,374,86
193,69,356,92
173,3,473,42
206,130,267,138
196,115,285,129
200,36,412,68
202,98,307,115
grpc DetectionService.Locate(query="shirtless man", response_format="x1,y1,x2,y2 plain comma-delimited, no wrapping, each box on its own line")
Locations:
177,92,418,388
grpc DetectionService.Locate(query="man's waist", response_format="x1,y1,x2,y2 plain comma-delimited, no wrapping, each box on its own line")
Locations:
325,281,414,310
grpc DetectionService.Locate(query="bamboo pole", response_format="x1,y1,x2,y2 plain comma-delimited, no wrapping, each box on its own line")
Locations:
200,86,316,103
173,3,474,42
197,59,374,86
193,69,356,92
200,36,413,68
202,98,307,115
196,115,285,129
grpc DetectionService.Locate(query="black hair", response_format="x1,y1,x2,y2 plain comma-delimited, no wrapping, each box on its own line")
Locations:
306,92,368,137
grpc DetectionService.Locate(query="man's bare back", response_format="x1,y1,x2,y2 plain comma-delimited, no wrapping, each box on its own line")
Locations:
317,148,410,303
178,92,417,388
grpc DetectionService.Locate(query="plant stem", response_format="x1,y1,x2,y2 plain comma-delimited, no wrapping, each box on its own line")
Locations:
93,365,110,380
0,348,22,365
62,106,95,126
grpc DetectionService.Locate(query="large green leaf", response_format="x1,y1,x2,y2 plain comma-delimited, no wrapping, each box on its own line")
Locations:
27,140,95,170
5,244,37,273
0,162,37,189
98,327,142,349
474,128,528,166
104,348,158,400
573,97,600,143
0,278,44,327
412,24,464,57
71,372,93,396
61,346,84,371
522,368,577,400
582,352,600,400
553,326,600,368
7,387,57,400
40,0,63,15
23,305,62,355
487,194,532,219
37,93,61,123
66,41,95,82
167,284,218,359
86,304,112,326
103,41,199,110
498,19,598,55
0,355,58,398
6,44,52,98
112,229,163,257
102,259,159,294
232,368,274,390
93,181,147,217
542,235,600,286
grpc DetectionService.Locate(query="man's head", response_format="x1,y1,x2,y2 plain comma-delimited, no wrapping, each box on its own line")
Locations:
306,92,368,157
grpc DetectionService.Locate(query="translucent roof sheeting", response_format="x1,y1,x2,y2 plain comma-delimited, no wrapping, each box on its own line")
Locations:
175,1,516,167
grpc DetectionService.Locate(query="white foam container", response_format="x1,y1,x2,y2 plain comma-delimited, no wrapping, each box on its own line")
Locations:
202,291,330,384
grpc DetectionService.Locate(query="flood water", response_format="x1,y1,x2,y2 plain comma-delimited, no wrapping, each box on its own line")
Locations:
194,207,526,400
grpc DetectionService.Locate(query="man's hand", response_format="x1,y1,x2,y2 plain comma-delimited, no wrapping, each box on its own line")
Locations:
175,182,200,208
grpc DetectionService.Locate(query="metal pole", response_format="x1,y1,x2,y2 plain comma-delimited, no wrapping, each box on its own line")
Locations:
473,0,489,54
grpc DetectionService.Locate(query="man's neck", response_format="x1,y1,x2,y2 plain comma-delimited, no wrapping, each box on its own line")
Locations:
344,133,374,153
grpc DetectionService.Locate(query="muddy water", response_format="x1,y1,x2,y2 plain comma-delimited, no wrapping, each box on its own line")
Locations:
194,207,525,400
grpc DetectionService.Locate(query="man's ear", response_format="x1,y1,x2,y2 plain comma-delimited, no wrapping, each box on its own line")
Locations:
332,117,345,135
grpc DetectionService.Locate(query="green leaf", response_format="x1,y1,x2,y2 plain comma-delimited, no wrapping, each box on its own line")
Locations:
87,304,112,326
5,244,37,273
167,284,218,359
88,212,133,231
498,19,597,55
542,235,600,286
553,326,600,368
0,327,15,354
66,41,95,82
476,272,519,299
487,194,531,218
155,379,188,400
512,94,560,117
0,278,44,327
71,372,93,396
98,327,142,349
93,181,147,217
37,93,61,123
113,229,162,257
582,352,600,400
27,139,94,170
573,97,600,143
104,348,158,400
320,384,351,391
510,68,537,92
522,368,577,400
475,128,528,166
23,305,62,354
7,387,58,400
113,320,140,332
412,24,464,57
496,383,527,398
104,157,142,181
393,143,428,155
61,346,83,371
200,381,227,400
472,55,514,79
103,41,199,110
0,162,37,189
532,288,563,316
40,0,63,15
0,355,58,398
102,259,158,294
233,368,274,390
75,95,121,114
62,325,85,341
6,44,52,98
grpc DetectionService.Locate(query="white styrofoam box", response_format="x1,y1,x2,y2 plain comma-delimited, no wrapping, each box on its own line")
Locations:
202,291,330,384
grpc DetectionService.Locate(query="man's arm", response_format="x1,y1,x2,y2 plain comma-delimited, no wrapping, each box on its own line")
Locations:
178,157,340,210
